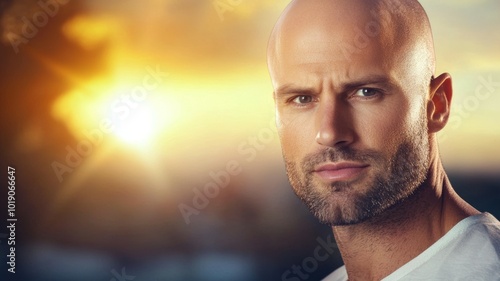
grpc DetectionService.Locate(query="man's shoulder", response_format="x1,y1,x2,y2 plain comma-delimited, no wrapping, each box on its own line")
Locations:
384,212,500,280
321,213,500,281
464,212,500,249
469,212,500,251
475,212,500,234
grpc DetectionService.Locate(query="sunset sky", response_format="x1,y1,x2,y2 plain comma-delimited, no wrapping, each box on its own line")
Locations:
1,0,498,187
31,0,499,172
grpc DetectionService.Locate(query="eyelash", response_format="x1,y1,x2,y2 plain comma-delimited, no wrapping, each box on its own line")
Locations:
286,88,383,107
288,95,316,106
351,88,383,100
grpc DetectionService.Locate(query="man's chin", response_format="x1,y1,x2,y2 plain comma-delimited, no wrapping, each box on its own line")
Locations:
323,213,377,226
307,184,394,226
314,206,377,226
305,195,373,226
312,185,421,226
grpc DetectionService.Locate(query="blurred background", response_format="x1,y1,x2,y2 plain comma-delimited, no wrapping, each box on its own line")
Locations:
0,0,498,280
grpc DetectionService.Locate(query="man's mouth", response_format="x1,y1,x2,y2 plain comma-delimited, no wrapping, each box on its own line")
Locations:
313,162,369,182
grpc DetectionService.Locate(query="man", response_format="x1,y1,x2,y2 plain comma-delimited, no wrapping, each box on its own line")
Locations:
267,0,500,280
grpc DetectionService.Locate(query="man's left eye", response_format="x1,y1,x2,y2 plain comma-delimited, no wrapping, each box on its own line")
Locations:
354,88,379,97
292,95,313,104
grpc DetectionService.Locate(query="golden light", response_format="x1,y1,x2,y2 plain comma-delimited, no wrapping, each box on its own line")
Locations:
51,76,182,149
114,104,156,147
52,0,500,172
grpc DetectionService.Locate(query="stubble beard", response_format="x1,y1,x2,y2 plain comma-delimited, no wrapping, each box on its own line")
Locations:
284,117,430,226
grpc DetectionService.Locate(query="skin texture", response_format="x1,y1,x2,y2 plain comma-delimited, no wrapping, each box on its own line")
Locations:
267,0,480,280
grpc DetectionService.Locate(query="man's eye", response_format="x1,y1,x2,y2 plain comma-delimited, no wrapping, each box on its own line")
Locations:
292,95,313,104
354,88,379,98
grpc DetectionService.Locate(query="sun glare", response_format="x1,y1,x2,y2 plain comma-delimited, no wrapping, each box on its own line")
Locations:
114,105,156,147
52,75,180,151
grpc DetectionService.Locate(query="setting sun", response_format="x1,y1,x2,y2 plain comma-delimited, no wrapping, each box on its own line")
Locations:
114,105,156,146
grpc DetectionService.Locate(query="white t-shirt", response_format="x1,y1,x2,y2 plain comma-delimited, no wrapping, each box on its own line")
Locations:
322,213,500,281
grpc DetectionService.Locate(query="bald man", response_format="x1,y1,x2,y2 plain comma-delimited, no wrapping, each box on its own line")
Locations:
267,0,500,280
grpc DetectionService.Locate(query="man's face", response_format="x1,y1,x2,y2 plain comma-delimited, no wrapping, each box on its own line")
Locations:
269,7,432,226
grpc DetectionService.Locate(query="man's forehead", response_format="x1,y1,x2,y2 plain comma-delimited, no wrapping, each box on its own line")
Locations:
269,0,398,78
271,32,392,88
268,0,436,91
276,32,388,67
272,65,397,95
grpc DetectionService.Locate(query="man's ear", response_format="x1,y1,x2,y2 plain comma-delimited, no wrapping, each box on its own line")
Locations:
427,73,453,133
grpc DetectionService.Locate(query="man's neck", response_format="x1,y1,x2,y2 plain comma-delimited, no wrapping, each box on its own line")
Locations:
332,157,479,281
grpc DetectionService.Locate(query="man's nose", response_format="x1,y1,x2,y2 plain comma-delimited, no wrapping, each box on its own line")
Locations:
315,98,355,147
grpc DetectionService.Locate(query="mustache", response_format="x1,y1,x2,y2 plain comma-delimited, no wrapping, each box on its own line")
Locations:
301,146,383,173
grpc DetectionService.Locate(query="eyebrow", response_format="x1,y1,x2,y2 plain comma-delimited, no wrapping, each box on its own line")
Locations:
342,75,395,92
274,75,396,97
274,84,316,97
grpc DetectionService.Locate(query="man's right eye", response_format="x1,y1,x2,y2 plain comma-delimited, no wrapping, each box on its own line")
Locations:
292,95,313,104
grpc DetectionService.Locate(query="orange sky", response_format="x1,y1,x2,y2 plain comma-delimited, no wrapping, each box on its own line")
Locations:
3,0,498,173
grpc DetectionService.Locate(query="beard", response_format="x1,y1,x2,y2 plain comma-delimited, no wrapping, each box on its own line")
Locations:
284,115,429,226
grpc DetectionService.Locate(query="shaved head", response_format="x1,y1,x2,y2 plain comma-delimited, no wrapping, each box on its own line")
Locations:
268,0,436,92
268,0,445,225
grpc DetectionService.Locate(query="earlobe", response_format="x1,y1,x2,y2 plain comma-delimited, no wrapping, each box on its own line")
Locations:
428,73,453,133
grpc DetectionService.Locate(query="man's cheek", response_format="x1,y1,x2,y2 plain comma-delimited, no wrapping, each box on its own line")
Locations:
366,115,407,146
281,130,301,151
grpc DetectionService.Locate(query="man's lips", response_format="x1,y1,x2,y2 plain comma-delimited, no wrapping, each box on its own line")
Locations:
313,162,369,182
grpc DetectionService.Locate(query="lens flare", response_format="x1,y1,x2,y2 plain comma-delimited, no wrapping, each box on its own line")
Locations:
114,105,156,146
